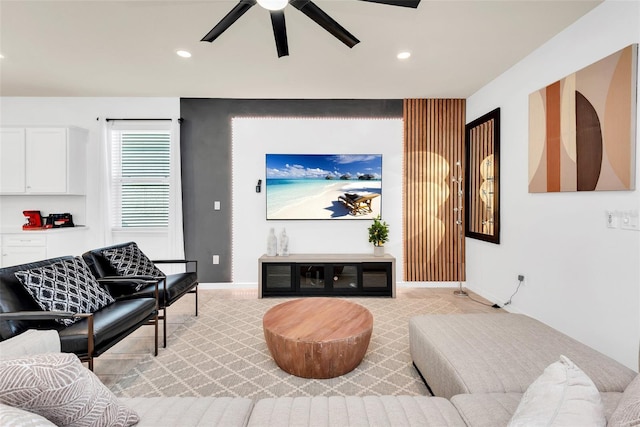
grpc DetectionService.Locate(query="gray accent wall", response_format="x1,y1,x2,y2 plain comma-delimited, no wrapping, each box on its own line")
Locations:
180,99,402,283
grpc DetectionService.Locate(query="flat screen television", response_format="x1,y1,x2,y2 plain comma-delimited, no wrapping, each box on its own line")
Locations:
266,154,382,220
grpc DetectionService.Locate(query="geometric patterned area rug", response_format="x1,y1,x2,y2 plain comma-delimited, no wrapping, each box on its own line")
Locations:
110,296,460,399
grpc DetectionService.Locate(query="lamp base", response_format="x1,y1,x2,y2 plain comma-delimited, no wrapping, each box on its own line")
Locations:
453,282,467,297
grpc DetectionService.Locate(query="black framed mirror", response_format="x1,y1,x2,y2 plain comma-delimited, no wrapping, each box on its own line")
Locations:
465,108,500,244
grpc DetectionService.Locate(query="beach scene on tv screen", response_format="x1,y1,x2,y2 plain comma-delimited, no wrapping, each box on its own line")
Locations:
266,154,382,220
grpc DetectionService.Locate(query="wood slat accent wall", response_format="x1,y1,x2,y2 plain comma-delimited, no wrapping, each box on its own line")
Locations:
403,99,466,282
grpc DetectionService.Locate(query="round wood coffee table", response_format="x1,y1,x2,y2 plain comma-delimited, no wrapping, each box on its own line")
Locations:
263,298,373,379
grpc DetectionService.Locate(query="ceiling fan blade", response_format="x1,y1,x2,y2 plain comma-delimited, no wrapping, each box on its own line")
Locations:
201,0,256,43
270,10,289,57
358,0,421,8
290,0,360,48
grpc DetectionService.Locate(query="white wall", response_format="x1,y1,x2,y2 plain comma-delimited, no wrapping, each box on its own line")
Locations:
0,97,180,259
465,1,640,370
231,118,403,284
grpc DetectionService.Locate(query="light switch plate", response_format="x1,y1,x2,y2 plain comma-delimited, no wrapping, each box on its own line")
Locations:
621,210,639,231
606,211,618,228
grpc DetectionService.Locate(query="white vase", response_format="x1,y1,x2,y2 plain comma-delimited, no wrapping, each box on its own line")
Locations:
279,228,289,256
267,228,277,256
373,246,384,257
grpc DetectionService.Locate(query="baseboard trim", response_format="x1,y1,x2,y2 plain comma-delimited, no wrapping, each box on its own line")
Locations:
199,282,467,291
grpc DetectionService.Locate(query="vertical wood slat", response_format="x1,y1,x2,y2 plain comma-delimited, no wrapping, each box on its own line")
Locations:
403,99,466,282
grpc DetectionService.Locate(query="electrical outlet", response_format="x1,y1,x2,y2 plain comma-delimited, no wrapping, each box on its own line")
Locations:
517,274,525,282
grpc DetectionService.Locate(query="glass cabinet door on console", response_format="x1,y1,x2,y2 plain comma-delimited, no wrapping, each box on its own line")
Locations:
298,264,326,291
362,263,391,290
332,265,358,290
298,264,361,294
262,263,294,294
259,254,395,298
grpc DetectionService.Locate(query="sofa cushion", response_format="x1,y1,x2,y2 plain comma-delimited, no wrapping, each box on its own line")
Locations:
246,396,466,427
0,403,56,427
451,392,622,427
0,353,139,427
0,330,60,359
409,313,637,399
609,374,640,426
451,392,523,427
57,297,157,355
14,257,114,326
118,272,197,306
123,397,254,427
101,242,165,280
507,355,605,426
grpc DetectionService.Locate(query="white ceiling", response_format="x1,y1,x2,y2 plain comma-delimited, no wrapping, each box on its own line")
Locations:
0,0,601,98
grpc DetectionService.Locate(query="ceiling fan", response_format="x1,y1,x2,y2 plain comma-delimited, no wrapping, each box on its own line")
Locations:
201,0,421,58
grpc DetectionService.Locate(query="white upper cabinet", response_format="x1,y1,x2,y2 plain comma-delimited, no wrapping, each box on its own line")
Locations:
0,127,88,195
0,128,26,193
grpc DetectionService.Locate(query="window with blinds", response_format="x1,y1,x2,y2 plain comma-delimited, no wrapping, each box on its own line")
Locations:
110,128,171,228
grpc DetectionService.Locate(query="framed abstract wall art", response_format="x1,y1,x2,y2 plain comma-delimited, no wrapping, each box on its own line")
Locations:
529,44,637,192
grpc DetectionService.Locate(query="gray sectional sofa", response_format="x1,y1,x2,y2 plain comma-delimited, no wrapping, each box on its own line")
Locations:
1,313,638,426
409,313,638,426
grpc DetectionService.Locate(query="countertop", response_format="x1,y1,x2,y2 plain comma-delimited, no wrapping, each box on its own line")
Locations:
1,225,88,234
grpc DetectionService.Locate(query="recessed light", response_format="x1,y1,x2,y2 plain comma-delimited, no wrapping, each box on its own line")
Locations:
176,50,192,58
0,54,4,59
257,0,288,10
397,51,411,60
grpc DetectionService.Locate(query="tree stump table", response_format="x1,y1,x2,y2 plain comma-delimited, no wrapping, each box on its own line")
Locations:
263,298,373,379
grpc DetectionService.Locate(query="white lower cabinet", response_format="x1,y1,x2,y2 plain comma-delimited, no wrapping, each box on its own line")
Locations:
0,228,88,267
1,235,47,267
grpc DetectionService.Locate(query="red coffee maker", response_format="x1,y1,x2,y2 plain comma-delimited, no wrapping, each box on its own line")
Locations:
22,210,44,230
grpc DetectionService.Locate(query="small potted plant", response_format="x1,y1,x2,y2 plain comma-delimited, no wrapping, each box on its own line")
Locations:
368,215,389,257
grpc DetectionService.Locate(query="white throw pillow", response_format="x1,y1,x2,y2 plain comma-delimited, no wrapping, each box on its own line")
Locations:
0,330,60,359
508,355,606,427
0,353,139,427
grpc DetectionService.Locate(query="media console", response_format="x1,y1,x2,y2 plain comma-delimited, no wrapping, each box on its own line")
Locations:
258,253,396,298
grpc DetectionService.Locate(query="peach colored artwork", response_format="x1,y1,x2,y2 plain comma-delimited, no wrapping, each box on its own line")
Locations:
529,44,637,192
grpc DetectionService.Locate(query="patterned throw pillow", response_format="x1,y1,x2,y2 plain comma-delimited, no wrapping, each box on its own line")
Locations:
101,242,165,279
609,374,640,426
14,258,115,326
0,403,56,427
0,353,139,427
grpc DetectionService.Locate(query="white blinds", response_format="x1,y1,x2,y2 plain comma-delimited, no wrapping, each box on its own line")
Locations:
109,125,171,228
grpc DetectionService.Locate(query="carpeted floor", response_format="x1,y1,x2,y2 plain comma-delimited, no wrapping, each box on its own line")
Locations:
110,295,460,399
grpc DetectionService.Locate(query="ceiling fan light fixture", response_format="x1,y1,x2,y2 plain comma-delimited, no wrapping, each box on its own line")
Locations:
257,0,288,11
